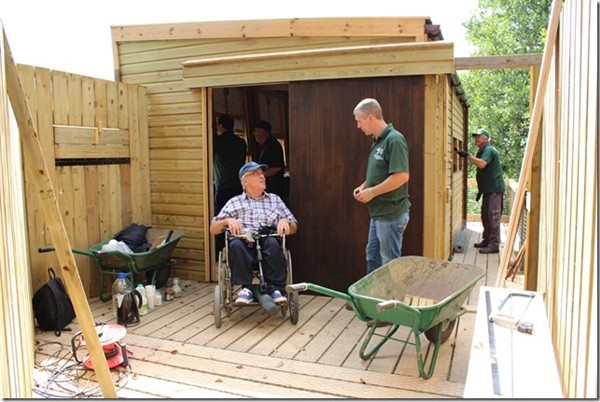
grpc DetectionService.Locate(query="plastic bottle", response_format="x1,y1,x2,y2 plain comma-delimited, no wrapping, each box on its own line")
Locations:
137,284,148,315
172,277,182,298
112,272,132,319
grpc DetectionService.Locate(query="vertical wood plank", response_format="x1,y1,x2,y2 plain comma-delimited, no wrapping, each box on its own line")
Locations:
3,28,117,397
0,25,34,397
17,65,50,290
84,165,101,293
496,0,562,285
422,75,439,258
129,85,151,224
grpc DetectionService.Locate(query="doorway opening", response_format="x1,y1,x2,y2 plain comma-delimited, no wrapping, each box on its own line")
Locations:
208,84,290,280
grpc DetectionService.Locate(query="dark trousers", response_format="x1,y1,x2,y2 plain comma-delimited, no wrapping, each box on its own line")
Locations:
481,192,504,249
228,237,287,293
214,185,243,253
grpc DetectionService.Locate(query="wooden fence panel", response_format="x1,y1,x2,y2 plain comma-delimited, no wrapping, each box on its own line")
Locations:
17,65,151,298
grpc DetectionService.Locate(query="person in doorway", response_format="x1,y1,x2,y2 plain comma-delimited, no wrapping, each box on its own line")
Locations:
252,120,285,198
210,162,298,305
455,128,505,254
213,115,247,253
352,98,411,326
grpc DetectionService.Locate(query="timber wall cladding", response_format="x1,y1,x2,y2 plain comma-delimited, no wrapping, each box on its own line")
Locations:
114,35,428,281
450,79,466,252
538,0,597,398
17,65,151,297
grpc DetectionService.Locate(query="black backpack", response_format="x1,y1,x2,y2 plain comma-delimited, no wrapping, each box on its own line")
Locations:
32,268,76,336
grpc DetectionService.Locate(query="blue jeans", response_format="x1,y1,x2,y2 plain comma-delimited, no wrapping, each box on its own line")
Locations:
366,211,410,274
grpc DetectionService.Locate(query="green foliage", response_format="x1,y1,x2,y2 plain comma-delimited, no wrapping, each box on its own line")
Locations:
459,0,551,179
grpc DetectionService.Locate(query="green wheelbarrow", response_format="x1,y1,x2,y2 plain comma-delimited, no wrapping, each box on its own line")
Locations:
39,228,184,302
286,256,484,379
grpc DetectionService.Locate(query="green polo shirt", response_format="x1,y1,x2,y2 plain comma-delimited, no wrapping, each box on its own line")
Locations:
365,124,411,220
475,144,506,194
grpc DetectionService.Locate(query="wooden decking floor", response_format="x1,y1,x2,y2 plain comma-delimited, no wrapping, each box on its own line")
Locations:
33,222,522,398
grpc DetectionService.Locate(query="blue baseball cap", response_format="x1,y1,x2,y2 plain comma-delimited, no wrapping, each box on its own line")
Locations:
471,128,491,138
239,162,268,179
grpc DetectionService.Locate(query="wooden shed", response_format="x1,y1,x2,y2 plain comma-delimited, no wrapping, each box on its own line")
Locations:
1,1,597,398
95,17,468,293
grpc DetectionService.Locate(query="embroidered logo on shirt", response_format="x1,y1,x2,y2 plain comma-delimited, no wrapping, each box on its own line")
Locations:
373,147,384,160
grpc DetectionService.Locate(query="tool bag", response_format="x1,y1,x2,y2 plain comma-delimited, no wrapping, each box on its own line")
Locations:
32,268,76,336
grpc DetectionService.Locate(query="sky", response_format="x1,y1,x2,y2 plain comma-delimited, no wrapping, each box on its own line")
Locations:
1,0,478,81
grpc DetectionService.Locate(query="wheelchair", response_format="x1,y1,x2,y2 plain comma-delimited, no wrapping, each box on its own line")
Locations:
213,227,299,328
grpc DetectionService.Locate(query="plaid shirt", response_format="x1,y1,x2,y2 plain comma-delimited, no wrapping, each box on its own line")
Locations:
212,192,297,232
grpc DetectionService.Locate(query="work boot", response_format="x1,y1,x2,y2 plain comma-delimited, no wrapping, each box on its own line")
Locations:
474,241,488,248
479,247,499,254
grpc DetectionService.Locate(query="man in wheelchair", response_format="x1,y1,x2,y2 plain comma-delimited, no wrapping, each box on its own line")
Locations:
210,161,298,305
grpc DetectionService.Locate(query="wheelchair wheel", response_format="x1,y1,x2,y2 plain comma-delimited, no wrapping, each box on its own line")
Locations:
284,249,299,324
289,291,299,325
214,285,222,328
220,251,233,316
285,250,293,284
214,250,229,328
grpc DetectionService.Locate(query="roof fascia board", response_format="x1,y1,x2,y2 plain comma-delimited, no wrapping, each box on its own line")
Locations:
111,17,429,42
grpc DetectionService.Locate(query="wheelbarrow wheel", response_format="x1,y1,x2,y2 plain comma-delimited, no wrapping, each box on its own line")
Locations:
424,318,457,344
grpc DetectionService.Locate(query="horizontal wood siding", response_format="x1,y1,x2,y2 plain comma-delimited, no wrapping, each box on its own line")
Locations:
537,0,597,397
18,65,151,298
112,18,429,41
182,42,454,87
114,32,434,281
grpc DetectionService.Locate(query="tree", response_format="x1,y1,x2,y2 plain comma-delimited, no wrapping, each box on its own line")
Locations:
459,0,551,179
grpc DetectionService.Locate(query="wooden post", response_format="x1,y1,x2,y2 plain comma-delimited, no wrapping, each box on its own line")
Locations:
3,29,118,397
495,0,563,286
525,63,542,290
0,24,34,398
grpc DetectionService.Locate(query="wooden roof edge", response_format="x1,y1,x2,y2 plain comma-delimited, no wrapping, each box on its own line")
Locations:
456,54,543,70
182,41,454,68
111,17,431,42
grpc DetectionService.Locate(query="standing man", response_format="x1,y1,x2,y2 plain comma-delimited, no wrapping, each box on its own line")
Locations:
252,120,285,198
213,115,247,252
455,128,505,254
353,98,411,275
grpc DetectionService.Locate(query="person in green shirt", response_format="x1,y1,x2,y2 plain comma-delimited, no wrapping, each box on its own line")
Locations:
353,98,411,273
456,128,506,254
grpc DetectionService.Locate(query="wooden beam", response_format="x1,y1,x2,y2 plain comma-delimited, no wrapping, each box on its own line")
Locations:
455,54,543,70
3,28,118,397
525,64,542,290
495,0,563,287
183,41,454,88
111,17,429,42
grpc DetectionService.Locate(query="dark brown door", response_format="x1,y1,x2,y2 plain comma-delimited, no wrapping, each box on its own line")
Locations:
287,76,424,292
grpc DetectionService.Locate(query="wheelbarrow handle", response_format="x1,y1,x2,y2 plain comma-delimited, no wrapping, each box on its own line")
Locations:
286,283,308,292
376,300,397,312
38,245,94,258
